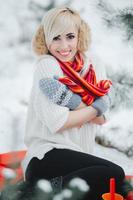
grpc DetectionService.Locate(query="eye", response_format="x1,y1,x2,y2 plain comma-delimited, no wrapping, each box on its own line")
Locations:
67,35,75,39
53,36,60,41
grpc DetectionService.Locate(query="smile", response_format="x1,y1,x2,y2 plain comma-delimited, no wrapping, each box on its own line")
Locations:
58,51,71,56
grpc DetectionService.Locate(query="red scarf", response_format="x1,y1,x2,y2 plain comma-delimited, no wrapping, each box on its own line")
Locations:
57,53,112,105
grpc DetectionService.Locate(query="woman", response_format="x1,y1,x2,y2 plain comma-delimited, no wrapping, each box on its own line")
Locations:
22,7,125,200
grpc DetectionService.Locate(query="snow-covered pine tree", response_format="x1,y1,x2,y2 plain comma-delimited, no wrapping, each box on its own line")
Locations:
94,0,133,157
0,172,89,200
97,1,133,42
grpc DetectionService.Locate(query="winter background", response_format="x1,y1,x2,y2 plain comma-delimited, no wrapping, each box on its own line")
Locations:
0,0,133,175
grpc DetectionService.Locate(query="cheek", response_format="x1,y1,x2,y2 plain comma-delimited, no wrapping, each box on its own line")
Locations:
71,42,78,50
72,38,78,48
49,44,56,54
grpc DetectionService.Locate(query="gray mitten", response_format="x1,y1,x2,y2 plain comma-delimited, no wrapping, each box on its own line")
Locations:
91,94,110,116
39,78,82,110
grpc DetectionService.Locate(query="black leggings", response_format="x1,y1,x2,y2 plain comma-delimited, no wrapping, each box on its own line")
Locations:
25,148,125,200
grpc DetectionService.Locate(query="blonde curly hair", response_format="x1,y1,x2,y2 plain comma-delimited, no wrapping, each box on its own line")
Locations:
32,7,91,56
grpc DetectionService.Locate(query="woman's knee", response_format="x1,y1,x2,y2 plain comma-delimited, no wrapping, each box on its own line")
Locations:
110,164,125,181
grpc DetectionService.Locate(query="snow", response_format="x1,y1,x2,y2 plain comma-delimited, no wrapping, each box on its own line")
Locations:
0,0,133,178
61,189,73,198
69,178,89,192
53,193,64,200
2,168,16,180
37,180,53,193
97,109,133,155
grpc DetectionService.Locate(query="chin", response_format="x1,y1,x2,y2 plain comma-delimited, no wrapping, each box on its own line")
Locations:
58,55,75,62
59,58,72,62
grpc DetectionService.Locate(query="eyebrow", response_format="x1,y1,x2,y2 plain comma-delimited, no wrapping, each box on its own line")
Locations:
55,33,75,38
66,33,75,36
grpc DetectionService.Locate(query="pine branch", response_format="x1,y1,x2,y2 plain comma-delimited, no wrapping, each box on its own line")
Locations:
96,0,133,42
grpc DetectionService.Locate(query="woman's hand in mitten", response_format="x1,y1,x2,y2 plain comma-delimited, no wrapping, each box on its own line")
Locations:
39,77,82,110
91,94,110,116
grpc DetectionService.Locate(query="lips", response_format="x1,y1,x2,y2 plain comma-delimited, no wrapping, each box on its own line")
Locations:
58,51,71,56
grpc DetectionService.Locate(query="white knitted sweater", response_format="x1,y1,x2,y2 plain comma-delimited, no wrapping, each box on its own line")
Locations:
22,54,107,175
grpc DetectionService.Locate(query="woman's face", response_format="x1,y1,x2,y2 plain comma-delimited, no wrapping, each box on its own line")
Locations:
49,26,78,62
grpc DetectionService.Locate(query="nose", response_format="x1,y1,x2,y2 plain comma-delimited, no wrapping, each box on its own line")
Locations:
60,39,69,50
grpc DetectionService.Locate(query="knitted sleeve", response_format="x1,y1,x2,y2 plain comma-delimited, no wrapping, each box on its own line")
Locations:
39,77,82,110
32,55,69,133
